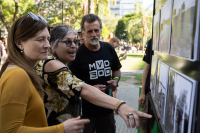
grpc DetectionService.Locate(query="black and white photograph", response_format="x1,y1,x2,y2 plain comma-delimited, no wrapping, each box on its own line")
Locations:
155,61,169,125
165,68,197,133
155,0,168,14
152,9,160,51
170,0,198,60
159,0,173,53
150,56,158,98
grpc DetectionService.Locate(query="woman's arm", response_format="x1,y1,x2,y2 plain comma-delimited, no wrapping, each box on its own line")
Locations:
80,84,152,129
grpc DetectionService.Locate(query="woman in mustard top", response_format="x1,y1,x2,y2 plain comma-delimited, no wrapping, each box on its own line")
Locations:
0,13,89,133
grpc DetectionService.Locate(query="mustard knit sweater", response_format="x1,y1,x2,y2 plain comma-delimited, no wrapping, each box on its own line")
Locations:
0,67,64,133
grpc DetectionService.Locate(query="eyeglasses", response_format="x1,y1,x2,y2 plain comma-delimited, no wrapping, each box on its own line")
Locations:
58,40,79,47
15,13,47,32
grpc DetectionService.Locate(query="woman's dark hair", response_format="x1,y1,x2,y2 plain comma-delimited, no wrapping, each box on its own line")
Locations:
0,15,50,98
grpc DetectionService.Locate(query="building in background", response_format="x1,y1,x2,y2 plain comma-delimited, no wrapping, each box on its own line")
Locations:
110,0,143,18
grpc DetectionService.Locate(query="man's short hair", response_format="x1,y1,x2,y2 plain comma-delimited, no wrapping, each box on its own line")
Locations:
81,14,103,32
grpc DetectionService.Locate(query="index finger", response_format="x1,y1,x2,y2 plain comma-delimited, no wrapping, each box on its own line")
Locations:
76,119,90,125
136,111,152,118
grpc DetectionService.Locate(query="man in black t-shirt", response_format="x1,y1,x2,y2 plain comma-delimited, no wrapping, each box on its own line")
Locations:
138,38,155,133
69,14,121,133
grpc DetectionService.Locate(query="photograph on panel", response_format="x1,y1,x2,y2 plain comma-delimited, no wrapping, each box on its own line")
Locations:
155,61,169,125
152,9,160,51
155,0,168,14
150,56,158,98
159,0,173,53
165,68,196,133
170,0,197,60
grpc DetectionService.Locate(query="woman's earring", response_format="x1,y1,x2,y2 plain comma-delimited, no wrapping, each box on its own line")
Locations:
21,49,23,53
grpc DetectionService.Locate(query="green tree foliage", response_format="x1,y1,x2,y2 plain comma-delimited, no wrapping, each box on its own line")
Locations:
36,0,82,29
101,23,110,39
115,11,143,44
102,13,119,33
115,3,153,45
0,0,83,33
0,0,36,31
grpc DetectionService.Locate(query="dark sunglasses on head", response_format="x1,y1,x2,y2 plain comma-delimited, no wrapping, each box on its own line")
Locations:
58,40,79,47
15,13,47,32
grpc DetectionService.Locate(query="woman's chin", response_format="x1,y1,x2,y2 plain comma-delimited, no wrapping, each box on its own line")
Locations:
67,57,75,62
39,56,48,60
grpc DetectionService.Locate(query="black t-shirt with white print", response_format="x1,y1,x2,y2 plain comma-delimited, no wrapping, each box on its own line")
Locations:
69,41,122,118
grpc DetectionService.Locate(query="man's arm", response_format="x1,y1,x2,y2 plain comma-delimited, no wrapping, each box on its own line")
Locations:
138,63,150,108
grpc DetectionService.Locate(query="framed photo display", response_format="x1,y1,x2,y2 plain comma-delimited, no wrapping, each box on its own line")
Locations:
170,0,200,61
165,68,197,133
150,56,159,98
159,0,173,53
155,61,169,126
152,9,161,51
155,0,168,14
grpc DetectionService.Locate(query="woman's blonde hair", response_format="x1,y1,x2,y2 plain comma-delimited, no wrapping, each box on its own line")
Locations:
109,37,120,46
0,15,50,98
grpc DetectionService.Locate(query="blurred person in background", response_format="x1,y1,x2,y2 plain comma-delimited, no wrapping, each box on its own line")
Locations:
109,37,127,61
77,29,85,46
109,37,127,100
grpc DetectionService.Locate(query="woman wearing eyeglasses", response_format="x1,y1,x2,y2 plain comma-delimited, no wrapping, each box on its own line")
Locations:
0,13,89,133
35,25,152,129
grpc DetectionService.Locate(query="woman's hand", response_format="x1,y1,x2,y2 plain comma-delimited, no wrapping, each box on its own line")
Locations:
118,104,152,129
122,55,127,60
63,116,90,133
119,53,124,58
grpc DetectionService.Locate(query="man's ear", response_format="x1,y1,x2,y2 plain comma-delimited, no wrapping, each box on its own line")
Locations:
15,39,23,50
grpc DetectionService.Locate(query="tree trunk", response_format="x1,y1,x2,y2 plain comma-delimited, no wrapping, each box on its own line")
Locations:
82,0,88,16
0,6,10,32
88,0,90,14
37,0,42,15
13,0,19,22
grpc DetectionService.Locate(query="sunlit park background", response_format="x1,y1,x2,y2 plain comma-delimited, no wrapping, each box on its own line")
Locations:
0,0,153,81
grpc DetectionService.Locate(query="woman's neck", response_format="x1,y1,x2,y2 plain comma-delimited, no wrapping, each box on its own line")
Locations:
55,58,68,66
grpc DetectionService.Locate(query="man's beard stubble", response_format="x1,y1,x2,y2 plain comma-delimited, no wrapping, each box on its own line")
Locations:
89,37,99,45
